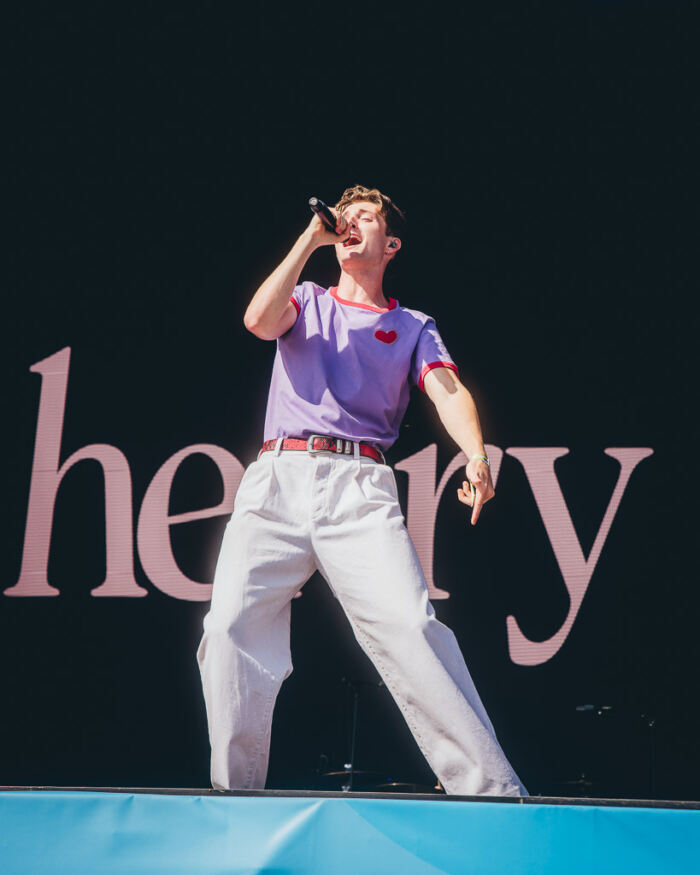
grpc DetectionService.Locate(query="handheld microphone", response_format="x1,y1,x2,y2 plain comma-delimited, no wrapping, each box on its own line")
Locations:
309,197,340,234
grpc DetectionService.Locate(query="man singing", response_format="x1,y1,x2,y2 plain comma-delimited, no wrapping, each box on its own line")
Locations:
197,185,527,797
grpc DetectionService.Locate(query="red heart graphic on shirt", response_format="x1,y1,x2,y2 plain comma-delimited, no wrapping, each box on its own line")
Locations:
374,329,398,344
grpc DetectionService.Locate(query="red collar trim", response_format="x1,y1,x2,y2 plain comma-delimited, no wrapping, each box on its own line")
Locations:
329,286,397,313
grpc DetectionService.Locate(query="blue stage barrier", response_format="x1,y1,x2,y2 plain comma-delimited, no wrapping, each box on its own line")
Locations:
1,791,699,873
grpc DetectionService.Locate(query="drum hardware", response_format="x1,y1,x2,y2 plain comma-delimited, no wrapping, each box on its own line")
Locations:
340,677,384,791
317,677,440,794
558,703,615,797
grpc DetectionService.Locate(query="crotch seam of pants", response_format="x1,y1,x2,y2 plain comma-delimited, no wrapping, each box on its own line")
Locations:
345,616,430,758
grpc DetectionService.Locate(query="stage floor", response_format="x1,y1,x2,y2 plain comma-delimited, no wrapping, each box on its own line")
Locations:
1,787,699,873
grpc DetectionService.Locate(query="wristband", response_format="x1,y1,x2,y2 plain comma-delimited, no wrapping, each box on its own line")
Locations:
469,454,490,466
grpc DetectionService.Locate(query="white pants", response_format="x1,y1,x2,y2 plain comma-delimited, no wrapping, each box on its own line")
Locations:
196,449,527,796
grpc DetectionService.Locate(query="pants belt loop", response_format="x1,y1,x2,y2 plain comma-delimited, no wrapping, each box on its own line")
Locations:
274,437,283,456
353,441,360,460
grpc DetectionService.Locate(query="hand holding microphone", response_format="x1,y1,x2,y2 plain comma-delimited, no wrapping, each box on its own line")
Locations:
309,197,338,232
308,197,348,243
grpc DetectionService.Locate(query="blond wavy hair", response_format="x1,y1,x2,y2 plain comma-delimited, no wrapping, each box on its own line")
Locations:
335,185,406,239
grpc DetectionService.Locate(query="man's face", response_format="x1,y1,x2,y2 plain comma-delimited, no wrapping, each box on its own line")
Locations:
334,201,392,270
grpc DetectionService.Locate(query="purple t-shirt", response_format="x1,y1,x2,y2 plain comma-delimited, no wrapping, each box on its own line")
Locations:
263,282,458,451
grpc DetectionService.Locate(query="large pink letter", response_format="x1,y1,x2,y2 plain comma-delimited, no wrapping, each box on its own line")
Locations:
395,444,504,599
505,447,654,665
137,445,245,601
5,348,146,598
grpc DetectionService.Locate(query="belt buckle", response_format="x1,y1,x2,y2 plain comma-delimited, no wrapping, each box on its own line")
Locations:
307,434,328,454
307,435,356,456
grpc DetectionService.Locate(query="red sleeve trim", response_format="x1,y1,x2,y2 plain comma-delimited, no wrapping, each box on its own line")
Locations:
418,361,459,393
290,296,301,316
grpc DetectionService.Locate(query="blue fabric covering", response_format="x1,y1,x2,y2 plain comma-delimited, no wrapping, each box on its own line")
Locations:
1,791,698,873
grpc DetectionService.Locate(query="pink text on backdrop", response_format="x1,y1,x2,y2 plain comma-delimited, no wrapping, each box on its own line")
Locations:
5,348,653,665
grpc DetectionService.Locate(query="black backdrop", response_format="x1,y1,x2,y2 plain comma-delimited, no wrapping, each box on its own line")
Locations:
3,3,698,799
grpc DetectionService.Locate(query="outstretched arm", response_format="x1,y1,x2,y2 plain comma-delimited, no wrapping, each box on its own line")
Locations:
423,367,494,525
244,212,347,340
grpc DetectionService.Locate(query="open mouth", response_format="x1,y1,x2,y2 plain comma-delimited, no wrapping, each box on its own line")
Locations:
342,232,362,248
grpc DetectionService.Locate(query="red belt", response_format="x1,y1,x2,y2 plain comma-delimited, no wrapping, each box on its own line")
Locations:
260,435,385,464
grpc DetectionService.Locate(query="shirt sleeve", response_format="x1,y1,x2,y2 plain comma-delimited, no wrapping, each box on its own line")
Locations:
289,283,307,321
283,282,316,337
410,319,459,392
289,281,325,323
